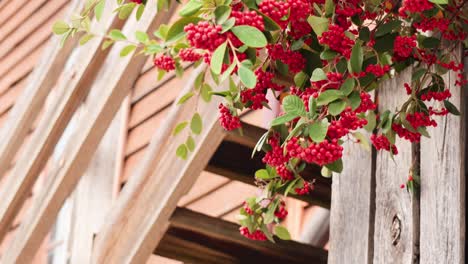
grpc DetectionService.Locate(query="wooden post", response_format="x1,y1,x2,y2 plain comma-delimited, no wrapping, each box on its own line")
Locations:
373,68,418,264
0,1,175,262
328,127,374,262
91,67,226,263
419,48,465,264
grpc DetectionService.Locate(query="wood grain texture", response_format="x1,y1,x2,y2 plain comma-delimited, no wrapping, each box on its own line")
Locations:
373,68,418,264
0,0,117,245
419,48,465,264
328,134,374,262
0,2,176,262
91,65,224,264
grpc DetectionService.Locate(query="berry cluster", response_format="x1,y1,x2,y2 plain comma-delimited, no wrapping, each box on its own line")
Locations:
178,48,203,62
184,22,226,51
153,55,175,71
267,44,305,73
399,0,433,15
366,64,391,77
420,90,451,101
393,36,417,60
277,164,294,180
286,138,343,166
318,25,355,59
371,134,398,154
355,92,377,113
258,0,290,29
274,202,288,219
218,104,241,131
295,181,313,195
239,227,267,241
231,11,265,31
262,136,289,166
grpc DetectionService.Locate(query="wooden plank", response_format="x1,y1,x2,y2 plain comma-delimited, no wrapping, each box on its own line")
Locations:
419,48,465,264
300,206,329,247
91,66,226,263
155,207,328,264
0,77,27,116
177,171,230,206
0,0,30,26
0,0,68,60
373,68,418,263
328,133,374,263
0,2,176,262
0,0,117,244
69,107,126,264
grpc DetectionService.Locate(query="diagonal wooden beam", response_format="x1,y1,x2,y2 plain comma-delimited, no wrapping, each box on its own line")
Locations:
0,0,83,180
92,67,226,263
0,1,122,245
0,2,177,263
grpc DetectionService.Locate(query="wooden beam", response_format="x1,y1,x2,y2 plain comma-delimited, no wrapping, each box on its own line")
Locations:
0,2,176,262
300,206,329,247
328,131,374,262
92,67,226,263
0,0,83,180
0,1,121,244
419,47,465,264
155,207,328,264
373,68,418,263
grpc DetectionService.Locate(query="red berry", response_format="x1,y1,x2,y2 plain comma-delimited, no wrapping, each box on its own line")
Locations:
153,55,175,71
218,104,242,131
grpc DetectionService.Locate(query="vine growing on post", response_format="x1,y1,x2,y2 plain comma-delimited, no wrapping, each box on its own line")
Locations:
54,0,467,242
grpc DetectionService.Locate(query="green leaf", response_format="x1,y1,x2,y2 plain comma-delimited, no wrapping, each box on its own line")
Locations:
359,27,370,42
221,17,236,33
324,0,335,17
118,3,136,19
214,5,232,24
308,98,317,116
52,21,69,35
120,45,136,57
421,37,440,49
317,90,344,106
294,72,309,88
176,144,188,159
328,100,346,116
179,0,203,16
310,68,327,82
350,42,363,73
353,132,371,151
211,41,227,75
307,16,329,36
190,113,202,135
135,31,149,43
252,131,269,158
79,33,94,45
364,111,377,131
231,26,267,48
321,166,332,177
271,113,297,126
348,91,362,110
258,11,281,31
186,136,195,151
274,226,291,240
154,24,169,40
173,121,188,135
201,84,213,102
136,3,145,20
429,0,447,4
284,178,300,196
325,159,343,173
95,0,105,21
177,91,194,105
444,100,460,115
238,63,257,88
375,20,402,37
283,95,306,116
309,120,329,143
255,169,272,179
340,78,355,96
166,17,202,43
109,29,127,41
320,49,338,60
101,40,114,50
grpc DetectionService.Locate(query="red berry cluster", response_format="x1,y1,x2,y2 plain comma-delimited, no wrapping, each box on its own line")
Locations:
184,22,226,51
241,89,268,110
267,44,305,73
218,104,241,131
274,202,288,219
371,134,398,154
130,0,142,3
262,136,289,166
231,11,265,31
414,17,449,32
259,0,290,29
366,64,391,77
339,108,368,130
178,48,203,62
243,202,254,215
287,0,311,21
327,120,349,139
399,0,433,15
429,107,449,116
277,164,294,180
318,25,355,59
295,181,313,195
406,112,437,128
355,92,377,113
393,36,417,60
286,137,343,166
392,124,422,142
153,55,175,71
312,72,344,90
289,20,312,39
239,227,267,241
420,89,451,101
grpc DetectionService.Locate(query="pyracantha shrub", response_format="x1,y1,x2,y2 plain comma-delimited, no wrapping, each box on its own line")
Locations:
54,0,468,242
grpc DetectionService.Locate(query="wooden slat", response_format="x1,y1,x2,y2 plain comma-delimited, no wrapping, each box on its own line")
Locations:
0,77,27,116
0,0,68,60
0,0,30,26
177,172,230,206
373,68,418,263
419,48,465,264
155,207,328,264
0,0,117,245
92,66,225,263
0,2,176,262
328,133,374,263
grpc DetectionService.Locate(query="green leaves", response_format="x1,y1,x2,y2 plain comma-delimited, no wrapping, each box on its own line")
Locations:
309,120,329,143
328,100,346,116
179,0,203,17
94,0,105,21
165,17,202,43
173,122,188,135
109,29,127,41
271,113,297,126
349,42,363,73
429,0,447,3
375,20,402,37
325,159,343,173
310,68,327,82
317,90,344,106
444,100,460,115
307,16,329,36
274,226,291,240
340,78,355,95
120,45,136,57
52,21,70,35
230,26,267,48
214,5,232,24
255,169,275,180
190,113,203,135
176,144,188,159
238,61,257,88
283,95,306,116
211,41,228,75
